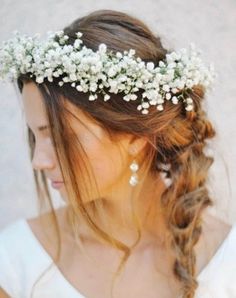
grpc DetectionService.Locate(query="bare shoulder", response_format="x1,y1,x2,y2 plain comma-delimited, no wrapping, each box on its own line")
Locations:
27,206,66,228
27,207,233,249
194,209,233,275
26,206,233,276
26,207,67,257
201,209,232,242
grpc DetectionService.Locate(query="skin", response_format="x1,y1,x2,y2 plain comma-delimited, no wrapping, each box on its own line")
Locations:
0,81,232,298
22,83,183,298
21,81,168,249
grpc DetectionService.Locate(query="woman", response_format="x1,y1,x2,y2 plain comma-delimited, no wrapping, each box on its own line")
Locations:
0,9,235,298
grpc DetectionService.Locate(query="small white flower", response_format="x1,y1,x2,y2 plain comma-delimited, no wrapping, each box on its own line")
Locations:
69,73,77,81
62,76,70,82
104,94,111,101
55,30,64,37
147,62,155,71
130,94,138,100
156,97,164,104
36,76,44,83
128,49,136,56
167,62,177,69
76,32,83,38
76,85,83,91
116,52,122,59
157,104,164,111
108,67,117,77
123,94,131,101
74,39,82,49
177,80,185,89
165,93,171,100
137,104,142,111
171,87,179,94
98,43,107,53
162,84,170,92
141,109,149,114
89,94,97,101
141,102,150,109
186,79,194,88
135,81,143,88
171,96,179,104
186,97,193,104
185,104,193,111
89,82,98,92
149,99,157,105
159,61,166,67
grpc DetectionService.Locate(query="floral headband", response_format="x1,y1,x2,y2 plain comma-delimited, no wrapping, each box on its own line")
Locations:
0,30,216,114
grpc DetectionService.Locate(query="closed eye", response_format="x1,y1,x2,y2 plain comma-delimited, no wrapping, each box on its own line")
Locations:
26,124,52,135
37,124,53,132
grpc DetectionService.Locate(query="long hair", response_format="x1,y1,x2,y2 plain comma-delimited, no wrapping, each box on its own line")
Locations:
17,9,216,298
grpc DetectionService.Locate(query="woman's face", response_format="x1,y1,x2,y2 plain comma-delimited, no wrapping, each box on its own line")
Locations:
22,82,142,202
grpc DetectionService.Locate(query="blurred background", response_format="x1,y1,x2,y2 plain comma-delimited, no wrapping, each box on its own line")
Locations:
0,0,235,228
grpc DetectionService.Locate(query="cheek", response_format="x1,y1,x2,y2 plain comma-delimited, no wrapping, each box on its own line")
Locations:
80,136,123,188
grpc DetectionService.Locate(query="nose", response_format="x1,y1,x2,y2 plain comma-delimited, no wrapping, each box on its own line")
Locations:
31,144,56,171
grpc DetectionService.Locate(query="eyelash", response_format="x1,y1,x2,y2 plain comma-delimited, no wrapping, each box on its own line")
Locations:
28,128,35,141
27,126,52,137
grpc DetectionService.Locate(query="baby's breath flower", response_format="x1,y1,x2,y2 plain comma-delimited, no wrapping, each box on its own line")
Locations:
104,94,111,101
98,43,107,54
171,96,179,104
0,30,216,114
147,62,155,71
141,109,149,114
186,97,193,104
157,104,164,111
76,32,83,38
162,84,170,92
141,102,150,109
185,104,194,111
89,94,97,101
165,93,171,100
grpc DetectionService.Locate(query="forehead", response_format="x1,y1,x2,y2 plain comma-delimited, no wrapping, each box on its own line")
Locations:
21,82,104,138
21,82,48,126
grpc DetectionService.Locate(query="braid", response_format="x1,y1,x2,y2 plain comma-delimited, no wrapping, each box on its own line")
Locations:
156,86,216,297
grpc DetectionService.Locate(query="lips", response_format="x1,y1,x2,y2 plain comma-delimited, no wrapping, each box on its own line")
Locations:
50,180,64,190
48,178,64,183
52,180,64,183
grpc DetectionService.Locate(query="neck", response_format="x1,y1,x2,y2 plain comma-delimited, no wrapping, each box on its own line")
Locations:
63,172,168,251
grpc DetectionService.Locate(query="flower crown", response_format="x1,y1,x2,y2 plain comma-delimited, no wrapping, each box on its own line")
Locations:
0,30,216,114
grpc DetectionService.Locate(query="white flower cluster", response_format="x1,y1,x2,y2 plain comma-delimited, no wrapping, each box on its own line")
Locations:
0,30,217,114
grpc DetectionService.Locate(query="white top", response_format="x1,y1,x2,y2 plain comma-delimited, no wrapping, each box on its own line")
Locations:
0,218,236,298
